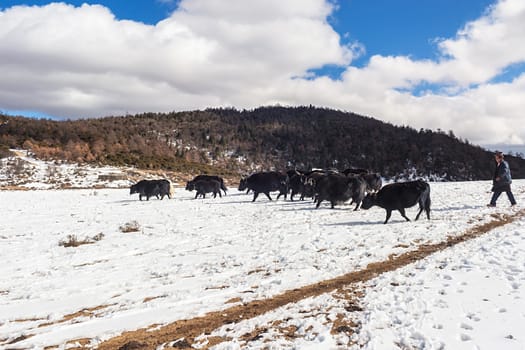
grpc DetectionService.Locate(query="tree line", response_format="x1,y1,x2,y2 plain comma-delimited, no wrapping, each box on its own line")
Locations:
1,106,524,180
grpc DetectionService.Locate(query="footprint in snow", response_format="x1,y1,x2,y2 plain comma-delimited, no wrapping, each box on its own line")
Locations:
460,322,473,330
466,313,481,322
460,333,472,341
433,299,448,308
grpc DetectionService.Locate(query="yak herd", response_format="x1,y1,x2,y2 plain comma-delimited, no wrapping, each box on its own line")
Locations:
130,169,431,224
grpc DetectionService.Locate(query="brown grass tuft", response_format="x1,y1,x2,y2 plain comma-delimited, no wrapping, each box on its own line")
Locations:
119,221,141,233
58,233,104,248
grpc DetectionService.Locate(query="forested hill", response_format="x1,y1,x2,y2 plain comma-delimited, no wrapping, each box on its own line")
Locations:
1,106,524,180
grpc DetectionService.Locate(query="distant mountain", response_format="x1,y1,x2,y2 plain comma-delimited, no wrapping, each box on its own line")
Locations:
1,106,524,180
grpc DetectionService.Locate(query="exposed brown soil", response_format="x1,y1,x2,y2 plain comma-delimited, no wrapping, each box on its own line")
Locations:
0,185,31,191
38,304,116,329
88,208,525,350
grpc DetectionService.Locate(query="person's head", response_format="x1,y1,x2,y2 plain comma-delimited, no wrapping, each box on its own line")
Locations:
495,151,504,162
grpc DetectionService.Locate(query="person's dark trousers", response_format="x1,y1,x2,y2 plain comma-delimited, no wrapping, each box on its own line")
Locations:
490,185,517,206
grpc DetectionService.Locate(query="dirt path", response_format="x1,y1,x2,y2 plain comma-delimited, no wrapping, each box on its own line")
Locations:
91,209,524,349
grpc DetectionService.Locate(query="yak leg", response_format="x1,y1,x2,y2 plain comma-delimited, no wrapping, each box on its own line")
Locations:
252,192,260,202
398,208,410,221
384,209,392,224
415,206,424,220
194,192,199,199
264,192,273,201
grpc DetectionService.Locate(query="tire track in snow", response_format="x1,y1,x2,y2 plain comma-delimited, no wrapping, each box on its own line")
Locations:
94,208,525,350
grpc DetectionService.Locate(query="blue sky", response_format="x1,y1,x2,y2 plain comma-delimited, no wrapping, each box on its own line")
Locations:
1,0,524,148
0,0,179,25
333,1,495,64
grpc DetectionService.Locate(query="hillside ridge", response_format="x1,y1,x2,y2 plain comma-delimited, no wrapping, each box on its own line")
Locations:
1,106,524,180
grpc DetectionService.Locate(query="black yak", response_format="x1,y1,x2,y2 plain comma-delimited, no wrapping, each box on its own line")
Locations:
361,180,431,224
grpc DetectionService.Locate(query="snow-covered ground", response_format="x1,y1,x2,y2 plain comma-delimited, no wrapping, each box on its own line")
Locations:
1,178,524,349
0,150,139,189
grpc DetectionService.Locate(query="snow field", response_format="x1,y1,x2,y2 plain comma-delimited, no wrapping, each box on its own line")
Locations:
0,180,524,349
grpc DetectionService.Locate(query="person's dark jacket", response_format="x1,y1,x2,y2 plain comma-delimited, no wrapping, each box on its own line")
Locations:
492,160,512,191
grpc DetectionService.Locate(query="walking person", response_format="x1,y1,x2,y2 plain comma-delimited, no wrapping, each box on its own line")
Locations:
488,151,517,207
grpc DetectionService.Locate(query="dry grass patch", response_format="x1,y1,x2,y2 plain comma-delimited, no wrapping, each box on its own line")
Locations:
3,333,34,346
120,220,141,233
225,297,242,304
38,304,116,330
0,185,31,191
143,296,166,303
59,233,104,248
204,285,229,290
61,338,92,350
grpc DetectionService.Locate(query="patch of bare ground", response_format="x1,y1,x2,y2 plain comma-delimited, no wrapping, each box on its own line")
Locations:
1,305,119,349
225,297,242,304
72,209,525,349
59,338,92,350
236,319,307,346
59,233,104,248
0,185,31,191
13,316,47,323
38,304,116,329
1,333,34,347
143,296,163,303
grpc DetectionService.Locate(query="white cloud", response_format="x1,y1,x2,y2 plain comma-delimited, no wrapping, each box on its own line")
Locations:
0,0,524,146
0,1,353,116
437,0,525,84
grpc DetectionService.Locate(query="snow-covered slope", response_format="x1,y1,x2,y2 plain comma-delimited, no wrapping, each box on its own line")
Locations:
0,150,143,189
1,179,524,349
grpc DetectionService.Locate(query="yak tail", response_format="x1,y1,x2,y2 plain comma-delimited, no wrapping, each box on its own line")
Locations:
419,182,431,219
424,189,431,210
422,183,431,209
